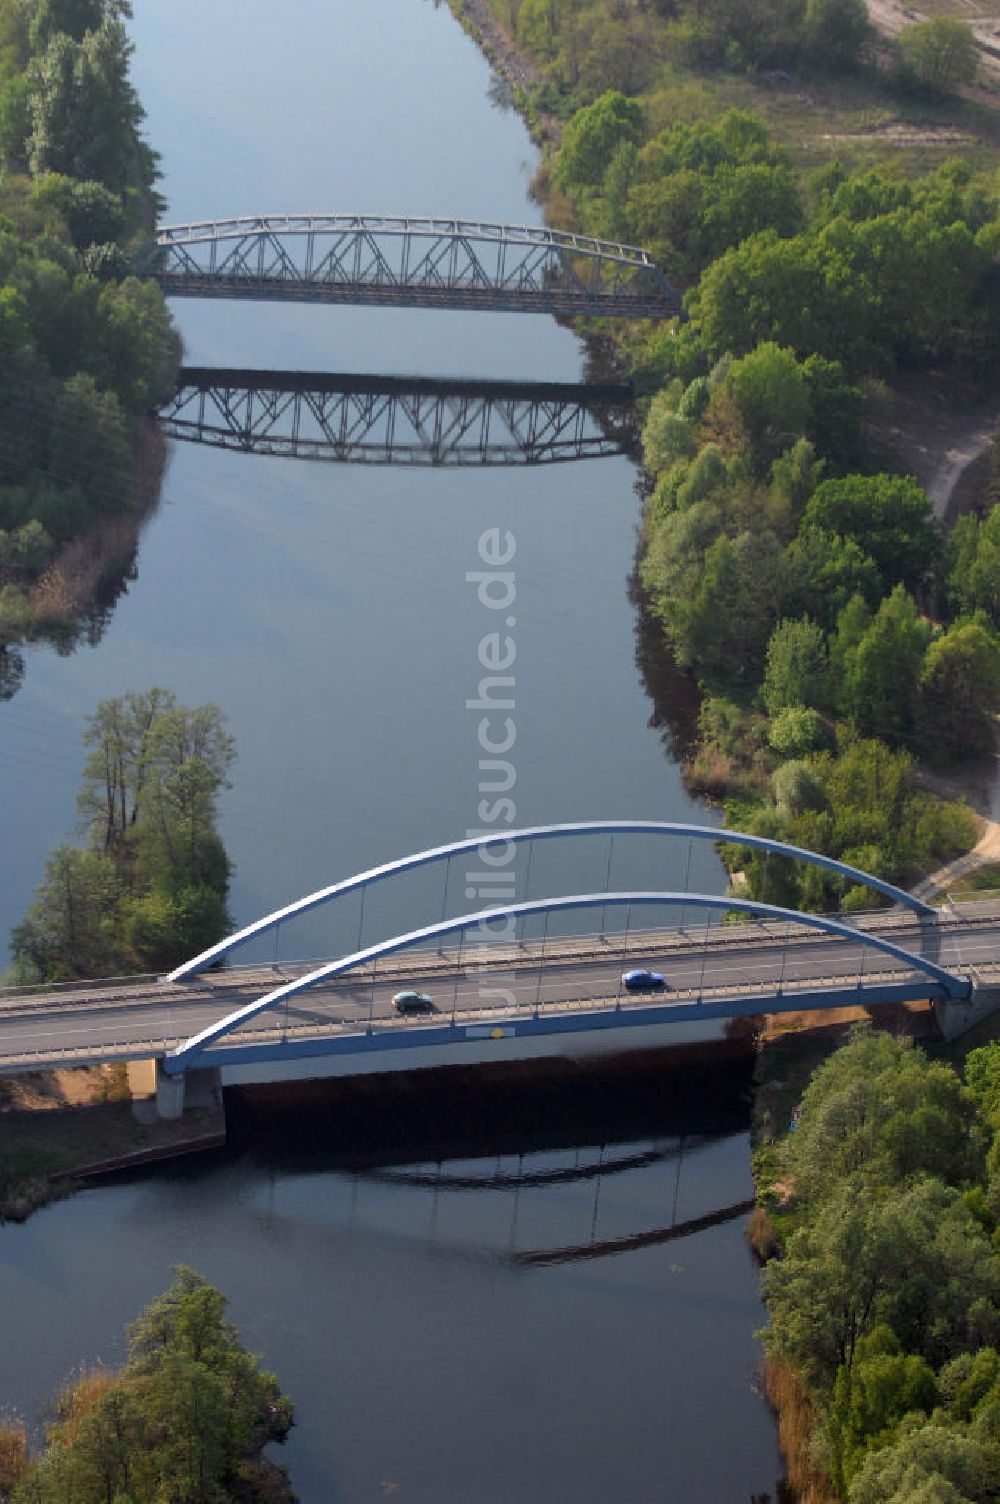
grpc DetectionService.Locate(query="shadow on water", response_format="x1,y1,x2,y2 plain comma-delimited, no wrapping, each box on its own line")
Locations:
158,367,639,468
630,562,704,770
220,1038,756,1175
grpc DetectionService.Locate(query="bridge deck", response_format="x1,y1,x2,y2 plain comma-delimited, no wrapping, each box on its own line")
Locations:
2,901,996,1074
144,214,683,320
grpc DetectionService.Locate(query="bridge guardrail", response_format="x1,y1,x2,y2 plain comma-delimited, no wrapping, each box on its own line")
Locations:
0,963,965,1072
1,899,995,1023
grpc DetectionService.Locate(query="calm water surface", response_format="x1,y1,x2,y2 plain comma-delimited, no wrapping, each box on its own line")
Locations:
0,2,782,1496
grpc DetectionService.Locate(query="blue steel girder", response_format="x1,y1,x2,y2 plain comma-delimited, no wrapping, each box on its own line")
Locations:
164,890,967,1072
167,820,936,982
140,214,682,319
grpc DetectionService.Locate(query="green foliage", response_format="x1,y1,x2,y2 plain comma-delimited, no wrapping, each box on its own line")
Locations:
14,1267,294,1503
837,585,932,744
733,735,975,906
691,166,996,374
847,1419,1000,1504
768,704,827,758
787,1029,984,1208
556,89,644,191
762,617,830,715
641,387,695,474
830,1330,938,1494
783,528,882,630
965,1048,1000,1137
0,0,175,659
802,0,871,70
725,343,810,474
680,529,785,696
10,844,123,979
945,508,1000,628
919,620,1000,763
25,20,144,195
899,18,978,94
772,757,826,813
10,690,234,978
763,1177,1000,1392
802,474,938,594
625,112,803,283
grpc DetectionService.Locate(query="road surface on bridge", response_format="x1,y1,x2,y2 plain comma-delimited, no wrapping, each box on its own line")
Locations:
1,900,997,1071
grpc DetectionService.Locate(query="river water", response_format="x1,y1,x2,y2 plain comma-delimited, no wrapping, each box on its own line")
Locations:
0,1,784,1496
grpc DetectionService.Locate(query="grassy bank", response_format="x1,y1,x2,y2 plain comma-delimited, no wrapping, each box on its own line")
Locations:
0,1065,224,1223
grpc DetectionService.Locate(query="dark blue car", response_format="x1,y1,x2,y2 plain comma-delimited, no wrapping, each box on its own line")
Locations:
621,968,666,991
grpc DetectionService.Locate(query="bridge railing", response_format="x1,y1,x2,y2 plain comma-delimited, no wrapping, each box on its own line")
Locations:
165,890,967,1071
139,215,684,319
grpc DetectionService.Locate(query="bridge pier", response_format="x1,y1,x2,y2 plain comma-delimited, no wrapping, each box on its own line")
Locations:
155,1062,186,1120
934,981,1000,1041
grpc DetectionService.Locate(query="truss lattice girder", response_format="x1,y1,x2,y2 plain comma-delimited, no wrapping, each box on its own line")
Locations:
158,370,632,467
142,214,683,319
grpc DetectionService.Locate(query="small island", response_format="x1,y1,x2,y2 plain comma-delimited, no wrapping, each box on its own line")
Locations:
0,1267,296,1502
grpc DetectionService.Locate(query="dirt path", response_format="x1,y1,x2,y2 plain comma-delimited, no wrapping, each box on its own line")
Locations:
913,732,1000,900
926,418,997,519
866,0,1000,81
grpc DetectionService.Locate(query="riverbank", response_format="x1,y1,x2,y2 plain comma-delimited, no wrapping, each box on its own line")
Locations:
0,1064,225,1223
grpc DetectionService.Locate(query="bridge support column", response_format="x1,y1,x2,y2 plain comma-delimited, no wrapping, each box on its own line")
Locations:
934,983,1000,1041
155,1062,186,1120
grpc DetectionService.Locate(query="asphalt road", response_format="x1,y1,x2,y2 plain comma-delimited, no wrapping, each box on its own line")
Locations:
2,900,998,1070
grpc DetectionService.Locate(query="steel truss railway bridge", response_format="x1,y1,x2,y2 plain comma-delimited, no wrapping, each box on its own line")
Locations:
2,822,999,1115
159,368,634,467
139,215,683,320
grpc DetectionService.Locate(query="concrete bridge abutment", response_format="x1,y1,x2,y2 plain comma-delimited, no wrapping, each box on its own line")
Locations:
155,1061,185,1119
934,982,1000,1041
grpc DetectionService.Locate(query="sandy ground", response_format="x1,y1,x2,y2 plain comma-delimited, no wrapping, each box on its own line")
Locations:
0,1065,121,1112
867,0,1000,81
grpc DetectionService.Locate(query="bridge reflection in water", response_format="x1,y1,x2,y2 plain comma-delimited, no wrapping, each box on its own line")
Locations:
361,1139,754,1267
157,367,635,467
231,1048,758,1272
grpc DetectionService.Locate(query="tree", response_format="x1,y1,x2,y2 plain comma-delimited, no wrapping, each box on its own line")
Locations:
78,685,176,852
641,388,695,475
802,0,871,70
783,528,883,630
762,618,830,715
773,758,826,813
725,343,811,474
763,1178,1000,1392
787,1028,984,1208
900,18,978,94
680,529,785,696
829,1328,938,1495
14,1268,294,1503
839,586,932,743
802,474,938,595
556,90,644,192
10,844,124,979
919,621,1000,763
26,20,143,194
769,704,827,758
848,1420,1000,1504
946,507,1000,628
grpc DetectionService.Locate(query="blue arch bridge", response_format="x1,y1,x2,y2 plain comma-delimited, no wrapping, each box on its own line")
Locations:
2,823,998,1116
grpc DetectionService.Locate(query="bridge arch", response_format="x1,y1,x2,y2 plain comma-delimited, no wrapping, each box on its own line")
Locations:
164,890,965,1072
167,820,935,983
141,214,682,320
